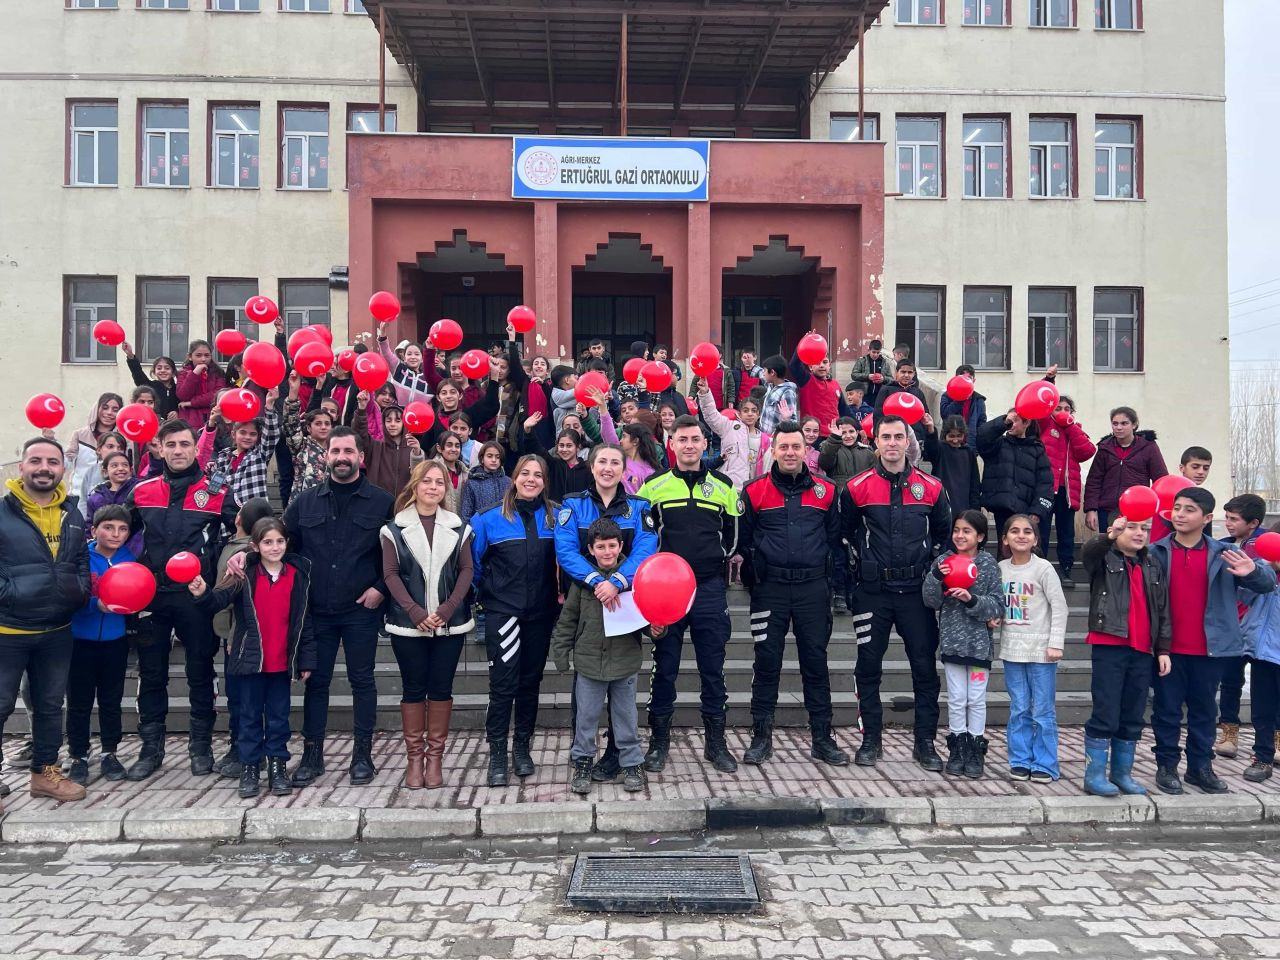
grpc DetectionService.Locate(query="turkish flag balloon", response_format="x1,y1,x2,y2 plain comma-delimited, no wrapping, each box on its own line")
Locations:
1014,381,1059,421
116,403,160,444
689,342,721,378
460,349,490,380
632,552,698,628
640,361,673,393
1118,485,1160,523
244,295,278,325
861,414,875,437
942,557,979,590
945,375,975,402
721,407,739,421
403,401,436,434
294,340,334,379
243,342,286,389
25,394,65,430
220,388,262,423
882,391,924,425
337,348,357,372
622,357,646,385
428,318,463,351
352,352,389,391
164,552,202,585
93,319,126,347
507,304,536,334
287,327,321,361
308,324,333,347
369,290,401,323
214,329,247,356
1255,532,1280,564
796,331,828,366
574,371,610,406
1052,409,1074,427
98,562,157,614
1152,474,1195,517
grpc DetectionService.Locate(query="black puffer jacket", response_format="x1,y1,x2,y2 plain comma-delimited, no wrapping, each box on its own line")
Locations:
0,487,90,631
976,417,1053,515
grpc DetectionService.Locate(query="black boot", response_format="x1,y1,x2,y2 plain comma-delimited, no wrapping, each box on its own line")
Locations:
854,732,882,767
810,721,849,766
703,714,738,773
742,718,773,765
511,734,535,778
487,739,509,787
290,738,325,787
239,762,261,799
591,738,621,782
964,735,988,779
125,723,166,781
1155,763,1183,795
267,757,292,796
1184,765,1229,794
189,734,214,777
913,736,944,773
643,715,673,773
349,736,376,786
944,733,970,777
214,743,243,779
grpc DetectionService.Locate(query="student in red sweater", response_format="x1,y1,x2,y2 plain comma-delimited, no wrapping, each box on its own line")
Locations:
788,345,847,439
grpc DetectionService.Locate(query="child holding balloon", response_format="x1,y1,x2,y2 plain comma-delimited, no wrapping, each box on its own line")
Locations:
923,510,1004,779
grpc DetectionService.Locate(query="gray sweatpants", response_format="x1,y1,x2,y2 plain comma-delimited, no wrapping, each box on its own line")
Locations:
572,673,643,768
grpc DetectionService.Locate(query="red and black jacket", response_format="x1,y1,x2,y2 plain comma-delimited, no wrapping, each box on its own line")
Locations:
739,464,840,586
841,462,952,591
128,463,238,594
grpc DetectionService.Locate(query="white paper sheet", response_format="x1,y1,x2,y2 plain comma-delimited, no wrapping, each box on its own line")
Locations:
602,591,650,637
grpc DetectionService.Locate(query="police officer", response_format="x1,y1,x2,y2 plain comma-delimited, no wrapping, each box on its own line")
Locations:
739,422,847,767
637,411,739,773
841,414,952,772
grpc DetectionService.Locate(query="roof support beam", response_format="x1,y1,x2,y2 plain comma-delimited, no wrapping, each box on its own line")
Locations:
736,16,783,120
545,18,556,115
376,1,869,19
800,2,865,113
673,5,707,117
463,13,493,109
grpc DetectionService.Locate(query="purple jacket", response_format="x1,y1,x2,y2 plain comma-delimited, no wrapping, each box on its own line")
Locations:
1083,433,1168,513
85,477,144,557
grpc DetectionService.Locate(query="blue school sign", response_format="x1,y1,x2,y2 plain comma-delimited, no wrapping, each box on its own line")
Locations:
512,137,710,202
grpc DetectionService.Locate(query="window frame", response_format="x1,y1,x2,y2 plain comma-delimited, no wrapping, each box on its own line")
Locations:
1028,115,1076,199
209,278,261,342
962,287,1012,371
829,113,881,142
209,102,261,189
208,0,259,9
136,277,191,363
347,104,397,135
896,114,945,199
1027,287,1077,371
1093,287,1143,372
962,0,1009,26
139,100,190,188
66,0,119,8
1095,0,1140,30
344,0,366,11
1094,116,1141,200
68,100,119,187
1028,0,1074,27
279,0,329,11
65,276,119,364
896,0,943,25
279,280,331,339
280,104,330,190
137,0,189,8
962,115,1010,199
895,286,946,371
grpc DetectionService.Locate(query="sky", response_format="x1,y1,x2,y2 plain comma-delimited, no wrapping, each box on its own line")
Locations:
1226,1,1280,363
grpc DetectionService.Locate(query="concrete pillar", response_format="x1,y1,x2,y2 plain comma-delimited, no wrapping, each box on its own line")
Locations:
532,200,564,361
684,202,711,356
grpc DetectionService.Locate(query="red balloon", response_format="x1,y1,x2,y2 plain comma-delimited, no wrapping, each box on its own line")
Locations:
689,342,721,378
243,342,287,389
1118,485,1160,523
220,388,262,423
1255,532,1280,564
1152,474,1195,517
861,414,875,437
98,562,157,614
575,371,610,406
164,551,202,585
428,318,463,351
308,324,333,347
942,556,979,590
214,329,247,356
369,290,401,323
244,295,278,325
796,332,828,366
640,361,673,393
1051,409,1074,427
507,304,537,334
1014,381,1060,421
93,319,126,347
294,340,334,379
25,394,65,430
116,403,159,444
622,357,646,385
945,375,974,402
632,552,698,628
287,327,321,360
337,348,357,372
721,407,739,421
459,349,490,380
352,352,390,391
403,401,436,434
882,391,924,425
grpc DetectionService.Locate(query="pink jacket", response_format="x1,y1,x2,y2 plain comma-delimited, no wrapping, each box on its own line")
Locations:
696,389,768,490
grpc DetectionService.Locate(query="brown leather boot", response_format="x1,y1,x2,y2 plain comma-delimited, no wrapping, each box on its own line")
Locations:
401,702,427,790
30,765,86,802
424,699,453,789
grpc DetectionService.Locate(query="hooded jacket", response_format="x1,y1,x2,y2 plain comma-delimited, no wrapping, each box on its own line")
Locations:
1036,414,1096,510
70,540,138,643
0,479,90,632
354,405,424,498
1083,432,1168,513
175,362,228,432
550,558,647,681
923,549,1004,666
199,552,316,678
459,463,512,524
818,435,876,490
976,418,1054,516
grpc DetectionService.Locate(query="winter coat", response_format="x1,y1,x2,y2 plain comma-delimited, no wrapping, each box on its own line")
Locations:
550,560,646,681
939,391,988,451
850,353,896,407
976,418,1053,516
70,540,136,642
817,437,876,490
380,506,475,637
199,553,316,678
923,550,1004,666
0,480,90,631
85,477,144,557
1081,535,1172,655
1082,432,1168,513
175,363,228,432
697,387,768,489
128,464,238,594
925,439,981,512
354,410,424,498
469,498,559,618
1036,414,1096,510
127,356,179,419
284,398,328,504
459,464,512,524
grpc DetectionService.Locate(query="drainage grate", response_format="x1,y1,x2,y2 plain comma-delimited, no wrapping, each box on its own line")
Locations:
566,853,760,914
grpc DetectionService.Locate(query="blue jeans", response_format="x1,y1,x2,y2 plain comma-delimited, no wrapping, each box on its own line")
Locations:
1004,661,1060,778
236,671,292,766
0,628,73,770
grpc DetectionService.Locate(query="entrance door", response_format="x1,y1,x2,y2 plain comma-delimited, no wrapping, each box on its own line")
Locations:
722,296,783,361
572,294,656,368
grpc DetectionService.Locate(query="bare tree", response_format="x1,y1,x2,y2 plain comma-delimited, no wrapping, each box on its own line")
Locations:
1230,368,1280,500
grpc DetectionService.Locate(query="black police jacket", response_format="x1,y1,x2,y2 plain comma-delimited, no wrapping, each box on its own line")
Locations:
128,463,238,593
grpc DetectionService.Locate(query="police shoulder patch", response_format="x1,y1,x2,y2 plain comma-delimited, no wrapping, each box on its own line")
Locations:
558,508,572,527
193,490,210,509
814,483,827,500
910,482,925,501
643,510,655,530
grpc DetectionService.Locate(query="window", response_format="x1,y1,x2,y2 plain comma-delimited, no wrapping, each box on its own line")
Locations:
281,108,329,189
1095,118,1139,199
67,1,117,7
555,125,606,136
829,114,879,142
139,0,188,8
1029,117,1073,198
897,117,943,197
211,105,259,188
210,0,258,9
69,102,118,186
281,0,329,10
138,279,190,362
490,124,541,135
1029,0,1072,26
1096,0,1137,29
962,288,1010,370
210,279,260,342
141,103,189,187
281,281,330,338
895,287,945,370
66,277,118,363
963,1,1005,25
896,0,941,24
1028,288,1075,370
1093,288,1141,371
345,0,366,10
963,118,1007,198
349,107,397,134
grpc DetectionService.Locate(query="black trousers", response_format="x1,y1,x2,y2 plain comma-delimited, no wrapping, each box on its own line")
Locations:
135,591,217,737
748,578,834,724
303,607,381,740
1084,643,1150,742
1217,655,1247,725
391,632,465,703
1152,652,1221,770
1252,659,1280,763
484,612,554,742
649,575,730,721
851,588,940,739
66,636,130,758
0,628,73,770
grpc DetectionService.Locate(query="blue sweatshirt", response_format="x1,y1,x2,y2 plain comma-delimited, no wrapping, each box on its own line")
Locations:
70,541,138,642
